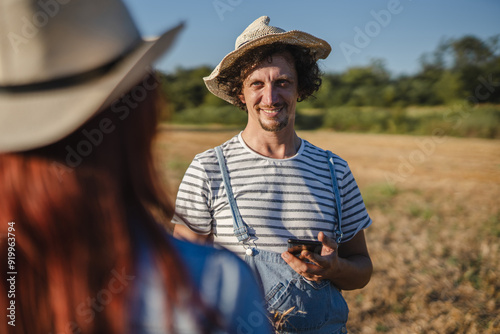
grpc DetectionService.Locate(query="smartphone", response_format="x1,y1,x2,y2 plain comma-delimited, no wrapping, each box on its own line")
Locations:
287,238,322,255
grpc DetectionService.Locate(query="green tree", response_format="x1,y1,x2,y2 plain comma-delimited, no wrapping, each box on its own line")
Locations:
339,59,391,106
160,66,213,111
416,35,500,104
434,70,464,104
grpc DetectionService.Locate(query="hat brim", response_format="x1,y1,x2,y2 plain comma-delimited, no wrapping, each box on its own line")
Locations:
203,30,331,105
0,23,184,153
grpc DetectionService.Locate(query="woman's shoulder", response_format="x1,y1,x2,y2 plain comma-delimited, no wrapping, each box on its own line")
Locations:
129,217,270,333
171,236,271,333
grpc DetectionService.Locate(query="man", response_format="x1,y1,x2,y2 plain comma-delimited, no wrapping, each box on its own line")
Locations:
173,16,372,333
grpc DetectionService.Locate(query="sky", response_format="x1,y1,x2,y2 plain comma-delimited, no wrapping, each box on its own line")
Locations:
122,0,500,77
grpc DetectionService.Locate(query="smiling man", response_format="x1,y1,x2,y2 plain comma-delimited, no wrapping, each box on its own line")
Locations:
239,52,301,157
173,16,373,333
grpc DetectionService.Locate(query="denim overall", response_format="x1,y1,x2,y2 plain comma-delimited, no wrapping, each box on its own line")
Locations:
215,146,348,334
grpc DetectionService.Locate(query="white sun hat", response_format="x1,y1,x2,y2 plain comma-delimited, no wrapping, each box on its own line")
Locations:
0,0,184,153
203,16,331,105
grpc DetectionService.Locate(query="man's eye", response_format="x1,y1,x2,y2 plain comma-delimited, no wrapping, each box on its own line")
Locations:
277,79,289,86
251,81,263,87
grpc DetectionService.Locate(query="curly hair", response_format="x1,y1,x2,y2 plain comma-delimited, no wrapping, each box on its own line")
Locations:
216,43,322,110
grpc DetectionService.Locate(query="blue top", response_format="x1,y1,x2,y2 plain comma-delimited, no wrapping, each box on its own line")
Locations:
129,229,272,333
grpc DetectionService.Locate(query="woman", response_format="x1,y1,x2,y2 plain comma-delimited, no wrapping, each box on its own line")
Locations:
0,0,270,333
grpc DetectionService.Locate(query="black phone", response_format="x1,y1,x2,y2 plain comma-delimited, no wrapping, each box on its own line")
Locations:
287,238,322,255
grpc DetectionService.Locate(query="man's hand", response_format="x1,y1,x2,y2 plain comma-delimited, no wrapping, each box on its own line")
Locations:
281,231,372,290
281,232,340,281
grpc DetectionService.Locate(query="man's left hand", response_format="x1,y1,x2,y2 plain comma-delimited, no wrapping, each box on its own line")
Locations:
281,230,373,290
281,231,340,282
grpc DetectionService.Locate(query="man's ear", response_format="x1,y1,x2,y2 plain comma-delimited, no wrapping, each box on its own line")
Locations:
238,94,246,104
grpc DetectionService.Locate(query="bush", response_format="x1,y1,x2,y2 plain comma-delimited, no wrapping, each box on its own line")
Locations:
322,107,398,133
440,105,500,139
295,109,325,130
171,105,247,126
321,105,500,139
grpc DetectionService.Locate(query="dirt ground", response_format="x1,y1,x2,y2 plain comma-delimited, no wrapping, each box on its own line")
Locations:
155,125,500,333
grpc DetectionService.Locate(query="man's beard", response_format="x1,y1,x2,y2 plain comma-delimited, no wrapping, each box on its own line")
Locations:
258,104,289,132
259,116,289,132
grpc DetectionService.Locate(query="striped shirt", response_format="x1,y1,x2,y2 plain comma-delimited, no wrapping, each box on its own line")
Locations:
173,133,372,257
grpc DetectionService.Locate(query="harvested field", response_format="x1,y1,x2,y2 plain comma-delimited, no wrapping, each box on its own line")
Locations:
154,125,500,333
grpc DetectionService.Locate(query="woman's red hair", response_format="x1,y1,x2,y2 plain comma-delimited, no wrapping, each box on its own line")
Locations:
0,76,215,333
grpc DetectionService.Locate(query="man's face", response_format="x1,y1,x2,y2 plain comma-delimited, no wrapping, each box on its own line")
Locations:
239,53,299,133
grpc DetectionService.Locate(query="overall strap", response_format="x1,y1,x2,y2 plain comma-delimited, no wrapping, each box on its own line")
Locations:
214,146,251,242
327,151,343,244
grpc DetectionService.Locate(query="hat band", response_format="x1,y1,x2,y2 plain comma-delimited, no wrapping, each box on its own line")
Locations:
0,40,141,94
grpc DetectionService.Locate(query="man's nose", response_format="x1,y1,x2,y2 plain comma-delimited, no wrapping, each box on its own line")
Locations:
262,85,279,106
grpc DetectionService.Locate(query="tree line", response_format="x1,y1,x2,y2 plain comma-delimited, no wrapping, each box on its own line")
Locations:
157,34,500,138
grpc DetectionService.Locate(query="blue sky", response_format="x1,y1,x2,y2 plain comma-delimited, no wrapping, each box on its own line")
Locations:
123,0,500,77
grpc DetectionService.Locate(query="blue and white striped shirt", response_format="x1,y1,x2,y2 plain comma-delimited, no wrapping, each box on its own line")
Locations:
173,133,372,257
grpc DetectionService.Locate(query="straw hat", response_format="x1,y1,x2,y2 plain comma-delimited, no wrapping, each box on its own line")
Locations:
0,0,184,153
203,16,331,105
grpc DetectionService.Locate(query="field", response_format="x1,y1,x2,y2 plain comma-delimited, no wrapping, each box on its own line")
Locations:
154,125,500,333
